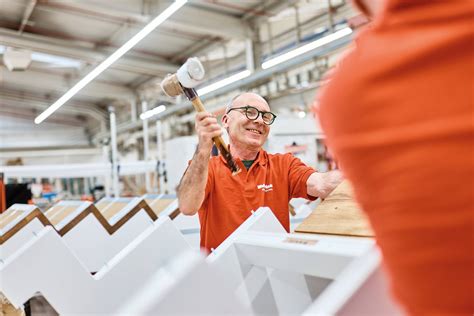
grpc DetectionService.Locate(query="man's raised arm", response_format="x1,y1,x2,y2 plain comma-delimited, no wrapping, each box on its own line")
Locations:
177,112,222,215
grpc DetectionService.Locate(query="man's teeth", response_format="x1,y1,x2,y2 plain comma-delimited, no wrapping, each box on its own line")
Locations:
247,129,261,134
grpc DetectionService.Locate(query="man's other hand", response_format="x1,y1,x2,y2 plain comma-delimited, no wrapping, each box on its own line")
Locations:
307,170,344,199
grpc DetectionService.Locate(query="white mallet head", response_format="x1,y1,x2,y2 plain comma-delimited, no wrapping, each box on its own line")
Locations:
161,57,205,97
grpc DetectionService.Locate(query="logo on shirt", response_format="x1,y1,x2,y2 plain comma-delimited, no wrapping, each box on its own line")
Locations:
257,183,273,192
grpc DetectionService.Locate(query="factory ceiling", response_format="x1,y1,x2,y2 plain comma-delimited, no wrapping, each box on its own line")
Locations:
0,0,356,150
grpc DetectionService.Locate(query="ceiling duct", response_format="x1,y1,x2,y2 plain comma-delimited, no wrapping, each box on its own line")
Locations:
3,47,32,71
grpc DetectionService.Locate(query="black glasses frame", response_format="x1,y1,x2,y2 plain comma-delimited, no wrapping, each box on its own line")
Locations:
226,105,277,125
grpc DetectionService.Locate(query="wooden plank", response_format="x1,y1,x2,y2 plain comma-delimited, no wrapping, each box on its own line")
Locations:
0,209,18,226
148,199,174,216
0,293,24,316
0,210,22,230
102,202,128,221
95,201,110,211
49,205,79,226
45,204,67,218
295,180,374,237
0,208,51,245
0,197,159,244
57,203,109,236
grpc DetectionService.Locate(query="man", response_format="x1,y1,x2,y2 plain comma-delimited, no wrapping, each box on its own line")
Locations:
178,92,342,252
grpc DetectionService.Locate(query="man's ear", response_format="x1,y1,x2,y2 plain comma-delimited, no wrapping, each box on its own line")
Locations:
222,114,229,128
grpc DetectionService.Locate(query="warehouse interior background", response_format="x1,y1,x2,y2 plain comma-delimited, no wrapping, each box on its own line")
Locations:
0,0,365,208
1,1,471,315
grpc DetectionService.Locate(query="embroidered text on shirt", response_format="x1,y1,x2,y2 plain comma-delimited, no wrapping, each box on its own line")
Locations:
257,184,273,192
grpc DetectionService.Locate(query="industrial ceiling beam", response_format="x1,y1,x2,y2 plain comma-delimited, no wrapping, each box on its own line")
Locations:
0,106,85,127
242,0,300,24
1,68,135,100
0,28,178,75
18,0,37,34
0,92,107,122
170,38,221,63
165,5,252,39
37,1,250,39
38,0,151,24
93,32,352,142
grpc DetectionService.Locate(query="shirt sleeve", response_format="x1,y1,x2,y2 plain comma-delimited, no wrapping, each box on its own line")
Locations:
286,154,317,200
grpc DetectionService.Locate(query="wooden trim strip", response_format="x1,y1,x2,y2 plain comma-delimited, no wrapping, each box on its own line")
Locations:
1,197,170,245
169,208,181,220
57,204,106,235
0,208,51,245
0,210,22,229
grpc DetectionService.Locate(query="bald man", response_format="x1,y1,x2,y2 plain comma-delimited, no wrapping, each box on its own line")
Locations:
178,92,342,251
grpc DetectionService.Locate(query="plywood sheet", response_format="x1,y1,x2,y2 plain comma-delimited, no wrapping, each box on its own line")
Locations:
0,210,22,229
95,201,110,211
102,202,128,221
0,208,50,245
49,205,78,226
45,205,67,218
0,209,17,226
149,199,175,216
295,180,374,237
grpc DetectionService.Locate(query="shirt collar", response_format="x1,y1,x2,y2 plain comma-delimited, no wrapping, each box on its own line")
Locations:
219,147,268,167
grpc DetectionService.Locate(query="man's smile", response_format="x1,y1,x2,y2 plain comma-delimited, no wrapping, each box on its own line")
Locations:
246,128,262,135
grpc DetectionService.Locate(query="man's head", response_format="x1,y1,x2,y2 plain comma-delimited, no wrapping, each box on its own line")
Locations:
222,92,275,152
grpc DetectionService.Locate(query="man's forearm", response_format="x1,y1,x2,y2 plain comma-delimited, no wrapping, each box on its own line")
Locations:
306,170,343,199
177,147,210,215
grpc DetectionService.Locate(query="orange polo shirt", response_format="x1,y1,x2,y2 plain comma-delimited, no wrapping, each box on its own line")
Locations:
317,0,473,314
197,149,316,251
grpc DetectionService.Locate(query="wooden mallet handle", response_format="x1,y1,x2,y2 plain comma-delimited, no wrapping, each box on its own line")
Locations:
184,88,241,175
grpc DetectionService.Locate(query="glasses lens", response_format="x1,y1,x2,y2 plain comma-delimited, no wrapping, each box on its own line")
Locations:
261,112,273,124
245,107,259,120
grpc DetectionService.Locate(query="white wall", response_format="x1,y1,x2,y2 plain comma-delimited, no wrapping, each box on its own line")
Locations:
269,89,318,113
266,114,323,168
270,113,322,136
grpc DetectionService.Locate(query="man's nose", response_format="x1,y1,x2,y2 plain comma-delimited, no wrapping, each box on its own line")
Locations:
254,113,265,124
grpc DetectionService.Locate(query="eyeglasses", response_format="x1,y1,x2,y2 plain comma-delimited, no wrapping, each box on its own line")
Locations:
226,105,277,125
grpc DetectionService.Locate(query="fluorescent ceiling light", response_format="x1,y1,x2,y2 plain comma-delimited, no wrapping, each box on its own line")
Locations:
140,105,167,120
197,70,251,96
34,0,187,124
31,52,82,69
261,27,352,70
0,45,81,68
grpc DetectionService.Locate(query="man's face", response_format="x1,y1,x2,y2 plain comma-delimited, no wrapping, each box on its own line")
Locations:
222,93,271,151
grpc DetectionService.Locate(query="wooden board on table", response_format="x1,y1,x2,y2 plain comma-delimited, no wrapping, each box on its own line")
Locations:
147,198,175,216
48,205,80,226
101,202,129,221
295,180,374,237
